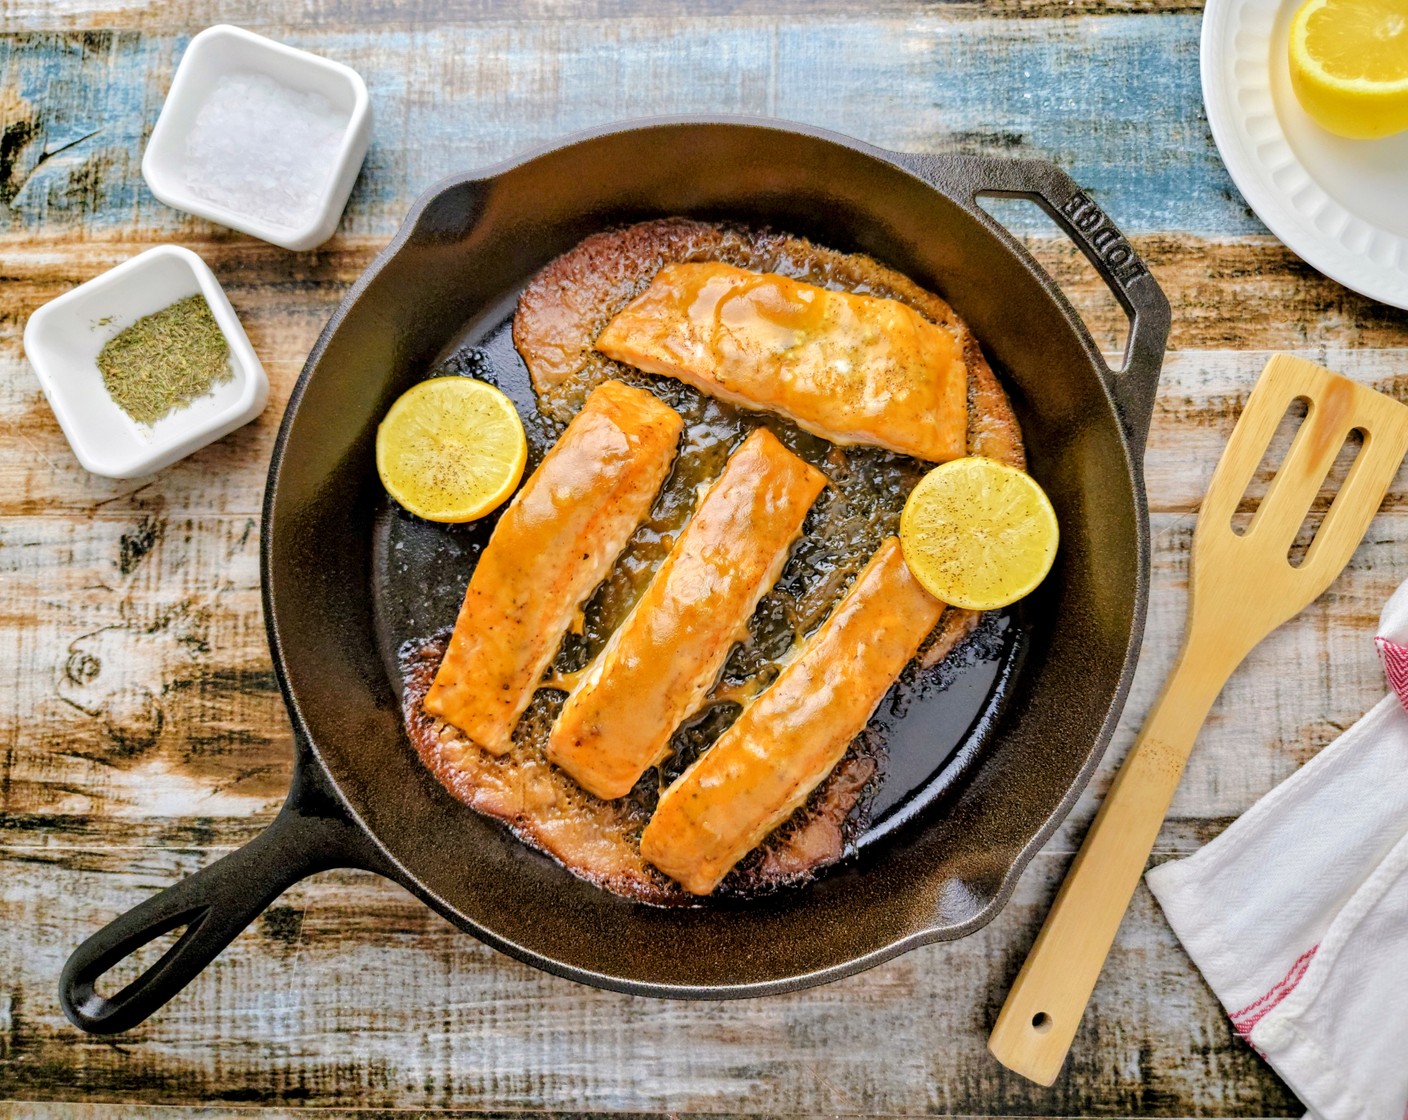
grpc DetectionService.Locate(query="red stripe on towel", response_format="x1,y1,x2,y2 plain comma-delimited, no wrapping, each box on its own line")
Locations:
1230,945,1319,1041
1377,636,1408,710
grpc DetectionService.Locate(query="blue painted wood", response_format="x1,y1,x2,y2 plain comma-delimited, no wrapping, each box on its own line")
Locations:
0,16,1260,243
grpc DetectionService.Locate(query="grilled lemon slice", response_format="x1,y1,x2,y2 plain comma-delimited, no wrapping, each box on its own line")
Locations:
376,377,527,523
899,456,1058,611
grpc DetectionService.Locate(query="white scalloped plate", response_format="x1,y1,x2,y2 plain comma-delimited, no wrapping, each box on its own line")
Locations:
1202,0,1408,309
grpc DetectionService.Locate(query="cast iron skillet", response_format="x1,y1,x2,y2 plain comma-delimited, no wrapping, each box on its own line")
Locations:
60,118,1170,1034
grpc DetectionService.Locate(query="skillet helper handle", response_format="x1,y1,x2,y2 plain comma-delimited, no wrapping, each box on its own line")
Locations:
60,758,389,1035
987,631,1244,1085
899,153,1170,454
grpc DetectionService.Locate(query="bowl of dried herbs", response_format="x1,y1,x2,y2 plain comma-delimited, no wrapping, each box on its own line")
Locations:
23,245,268,479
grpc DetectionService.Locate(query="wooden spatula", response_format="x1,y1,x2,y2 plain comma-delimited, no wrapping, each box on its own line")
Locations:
988,354,1408,1086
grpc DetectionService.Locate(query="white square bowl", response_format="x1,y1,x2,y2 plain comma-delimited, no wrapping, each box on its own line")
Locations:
23,245,270,479
142,25,371,251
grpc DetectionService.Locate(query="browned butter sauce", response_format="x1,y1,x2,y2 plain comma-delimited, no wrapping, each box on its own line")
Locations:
387,219,1027,905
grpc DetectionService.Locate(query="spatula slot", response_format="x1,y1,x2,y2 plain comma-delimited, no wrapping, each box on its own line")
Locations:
1288,427,1366,568
1231,396,1310,537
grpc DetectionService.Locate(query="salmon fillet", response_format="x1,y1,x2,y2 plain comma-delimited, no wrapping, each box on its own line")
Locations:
595,262,969,462
547,428,827,800
640,538,945,895
424,380,682,753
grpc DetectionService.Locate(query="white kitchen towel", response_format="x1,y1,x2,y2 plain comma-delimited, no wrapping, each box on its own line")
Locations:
1145,580,1408,1120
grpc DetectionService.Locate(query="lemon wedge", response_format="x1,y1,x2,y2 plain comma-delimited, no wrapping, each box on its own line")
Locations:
1289,0,1408,139
376,377,528,523
899,457,1059,611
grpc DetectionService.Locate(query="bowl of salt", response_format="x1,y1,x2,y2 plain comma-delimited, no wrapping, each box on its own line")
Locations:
143,25,371,251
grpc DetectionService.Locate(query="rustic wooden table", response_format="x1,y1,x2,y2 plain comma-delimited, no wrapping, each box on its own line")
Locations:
4,0,1406,1115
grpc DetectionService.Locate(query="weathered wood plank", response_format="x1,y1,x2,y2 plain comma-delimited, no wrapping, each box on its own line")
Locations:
0,833,1299,1115
1,500,1401,847
0,510,287,823
4,233,1407,378
0,16,1247,239
9,1110,1301,1120
6,235,1407,414
6,338,1408,517
1142,348,1408,511
0,1110,1301,1120
1019,233,1408,356
1,0,1206,33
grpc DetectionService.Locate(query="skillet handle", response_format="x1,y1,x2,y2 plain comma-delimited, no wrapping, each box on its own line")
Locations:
895,153,1170,457
59,755,393,1035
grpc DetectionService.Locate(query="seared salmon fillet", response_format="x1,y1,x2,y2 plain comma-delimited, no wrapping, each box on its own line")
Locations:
640,537,945,895
424,380,682,753
595,262,969,462
547,428,826,800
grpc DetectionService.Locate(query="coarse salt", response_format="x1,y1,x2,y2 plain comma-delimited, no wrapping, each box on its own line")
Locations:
182,70,349,230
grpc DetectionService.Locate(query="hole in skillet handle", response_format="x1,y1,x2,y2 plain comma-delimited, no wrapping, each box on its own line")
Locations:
975,196,1131,368
61,905,212,1033
890,151,1171,459
92,916,198,1003
58,758,394,1035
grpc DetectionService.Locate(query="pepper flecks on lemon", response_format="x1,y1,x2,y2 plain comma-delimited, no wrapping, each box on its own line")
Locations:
375,376,528,523
899,456,1058,611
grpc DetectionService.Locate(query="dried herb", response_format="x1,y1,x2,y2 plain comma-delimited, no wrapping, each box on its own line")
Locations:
97,294,232,424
